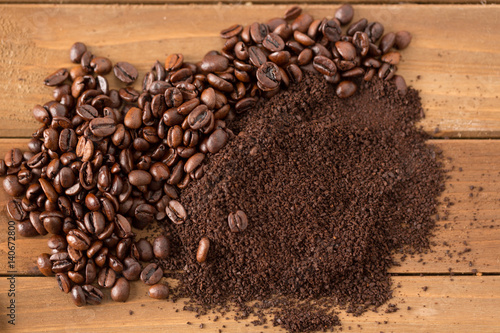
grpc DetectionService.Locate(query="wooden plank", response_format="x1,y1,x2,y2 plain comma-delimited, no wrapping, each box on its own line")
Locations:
1,0,500,4
1,139,499,275
0,276,498,332
0,4,499,138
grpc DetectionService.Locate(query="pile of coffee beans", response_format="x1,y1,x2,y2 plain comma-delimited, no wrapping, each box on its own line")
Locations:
0,4,440,332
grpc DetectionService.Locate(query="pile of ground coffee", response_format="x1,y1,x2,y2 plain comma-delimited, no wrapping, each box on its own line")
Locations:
171,72,444,331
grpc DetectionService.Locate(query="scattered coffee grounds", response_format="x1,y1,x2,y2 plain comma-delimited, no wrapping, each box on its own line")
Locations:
173,72,444,331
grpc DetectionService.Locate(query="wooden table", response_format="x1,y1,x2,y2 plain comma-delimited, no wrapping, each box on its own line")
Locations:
1,2,499,332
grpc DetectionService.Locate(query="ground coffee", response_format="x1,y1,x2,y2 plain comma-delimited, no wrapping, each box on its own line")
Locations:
170,72,445,331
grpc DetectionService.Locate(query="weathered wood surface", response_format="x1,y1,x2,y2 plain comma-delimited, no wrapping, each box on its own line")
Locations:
0,5,499,137
1,276,499,332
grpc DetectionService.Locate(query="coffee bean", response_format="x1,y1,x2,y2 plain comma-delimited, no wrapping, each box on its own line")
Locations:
347,18,368,36
291,13,313,33
262,33,285,52
71,286,86,307
135,238,154,262
248,46,267,68
220,24,243,39
90,57,112,75
256,62,281,90
336,80,358,98
135,204,156,225
196,237,210,263
18,220,39,237
7,199,26,221
122,257,142,281
200,54,229,73
110,277,130,302
89,117,117,137
365,22,384,42
81,51,93,73
250,22,269,44
187,105,212,130
395,31,412,50
321,19,342,42
378,63,396,81
335,41,357,61
124,107,143,129
335,4,354,25
153,235,170,260
56,273,72,293
353,31,370,57
128,170,152,186
166,200,187,224
82,285,104,305
381,51,401,65
4,148,22,169
206,129,229,154
50,252,73,273
140,263,163,285
44,68,68,86
184,153,205,174
393,75,407,95
313,56,337,76
37,253,53,276
76,104,98,121
67,229,91,251
207,73,233,93
113,62,138,84
228,210,248,232
39,178,58,203
84,211,105,235
284,5,302,20
70,42,87,63
379,32,396,54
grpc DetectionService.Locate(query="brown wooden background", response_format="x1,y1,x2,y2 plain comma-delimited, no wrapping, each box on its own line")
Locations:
0,2,499,332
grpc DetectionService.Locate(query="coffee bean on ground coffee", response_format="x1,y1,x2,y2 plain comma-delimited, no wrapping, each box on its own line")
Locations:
167,72,444,332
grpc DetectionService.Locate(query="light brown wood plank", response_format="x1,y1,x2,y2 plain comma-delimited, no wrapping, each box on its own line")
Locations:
0,276,498,332
0,4,499,138
1,139,499,275
1,0,499,4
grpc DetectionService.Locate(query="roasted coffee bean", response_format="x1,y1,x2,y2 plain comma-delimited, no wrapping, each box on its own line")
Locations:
43,215,62,234
90,117,117,137
284,5,302,20
70,42,87,63
68,271,85,284
353,31,370,57
187,105,211,130
228,210,249,232
67,229,91,251
184,153,205,174
200,54,229,73
135,238,154,262
90,57,112,75
207,73,233,92
165,200,187,224
56,273,72,293
7,199,27,221
30,211,48,235
335,4,354,25
124,107,143,129
379,32,396,54
248,46,267,68
162,108,184,127
113,62,138,84
256,62,281,90
297,48,313,66
43,127,59,151
378,62,396,81
335,41,357,61
39,178,58,203
18,220,39,237
115,214,133,237
59,128,77,152
82,285,104,305
111,277,130,302
206,128,229,154
381,51,401,65
140,263,163,285
312,56,337,76
262,33,285,52
365,22,384,42
321,19,342,42
165,53,184,71
393,75,408,95
71,285,86,307
395,31,412,50
291,13,313,33
76,104,98,121
147,283,169,300
84,211,105,234
44,68,69,86
128,170,152,186
97,267,117,289
120,257,140,281
153,235,170,259
81,51,93,73
347,18,368,36
196,237,210,263
37,253,53,276
47,234,67,253
135,203,156,225
249,22,269,44
336,80,358,98
50,252,73,273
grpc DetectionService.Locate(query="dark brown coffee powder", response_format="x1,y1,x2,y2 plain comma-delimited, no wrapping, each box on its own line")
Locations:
164,72,444,332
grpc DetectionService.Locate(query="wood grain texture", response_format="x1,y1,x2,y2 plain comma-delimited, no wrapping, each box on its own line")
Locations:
0,0,499,4
0,4,500,138
1,276,499,332
1,139,499,275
